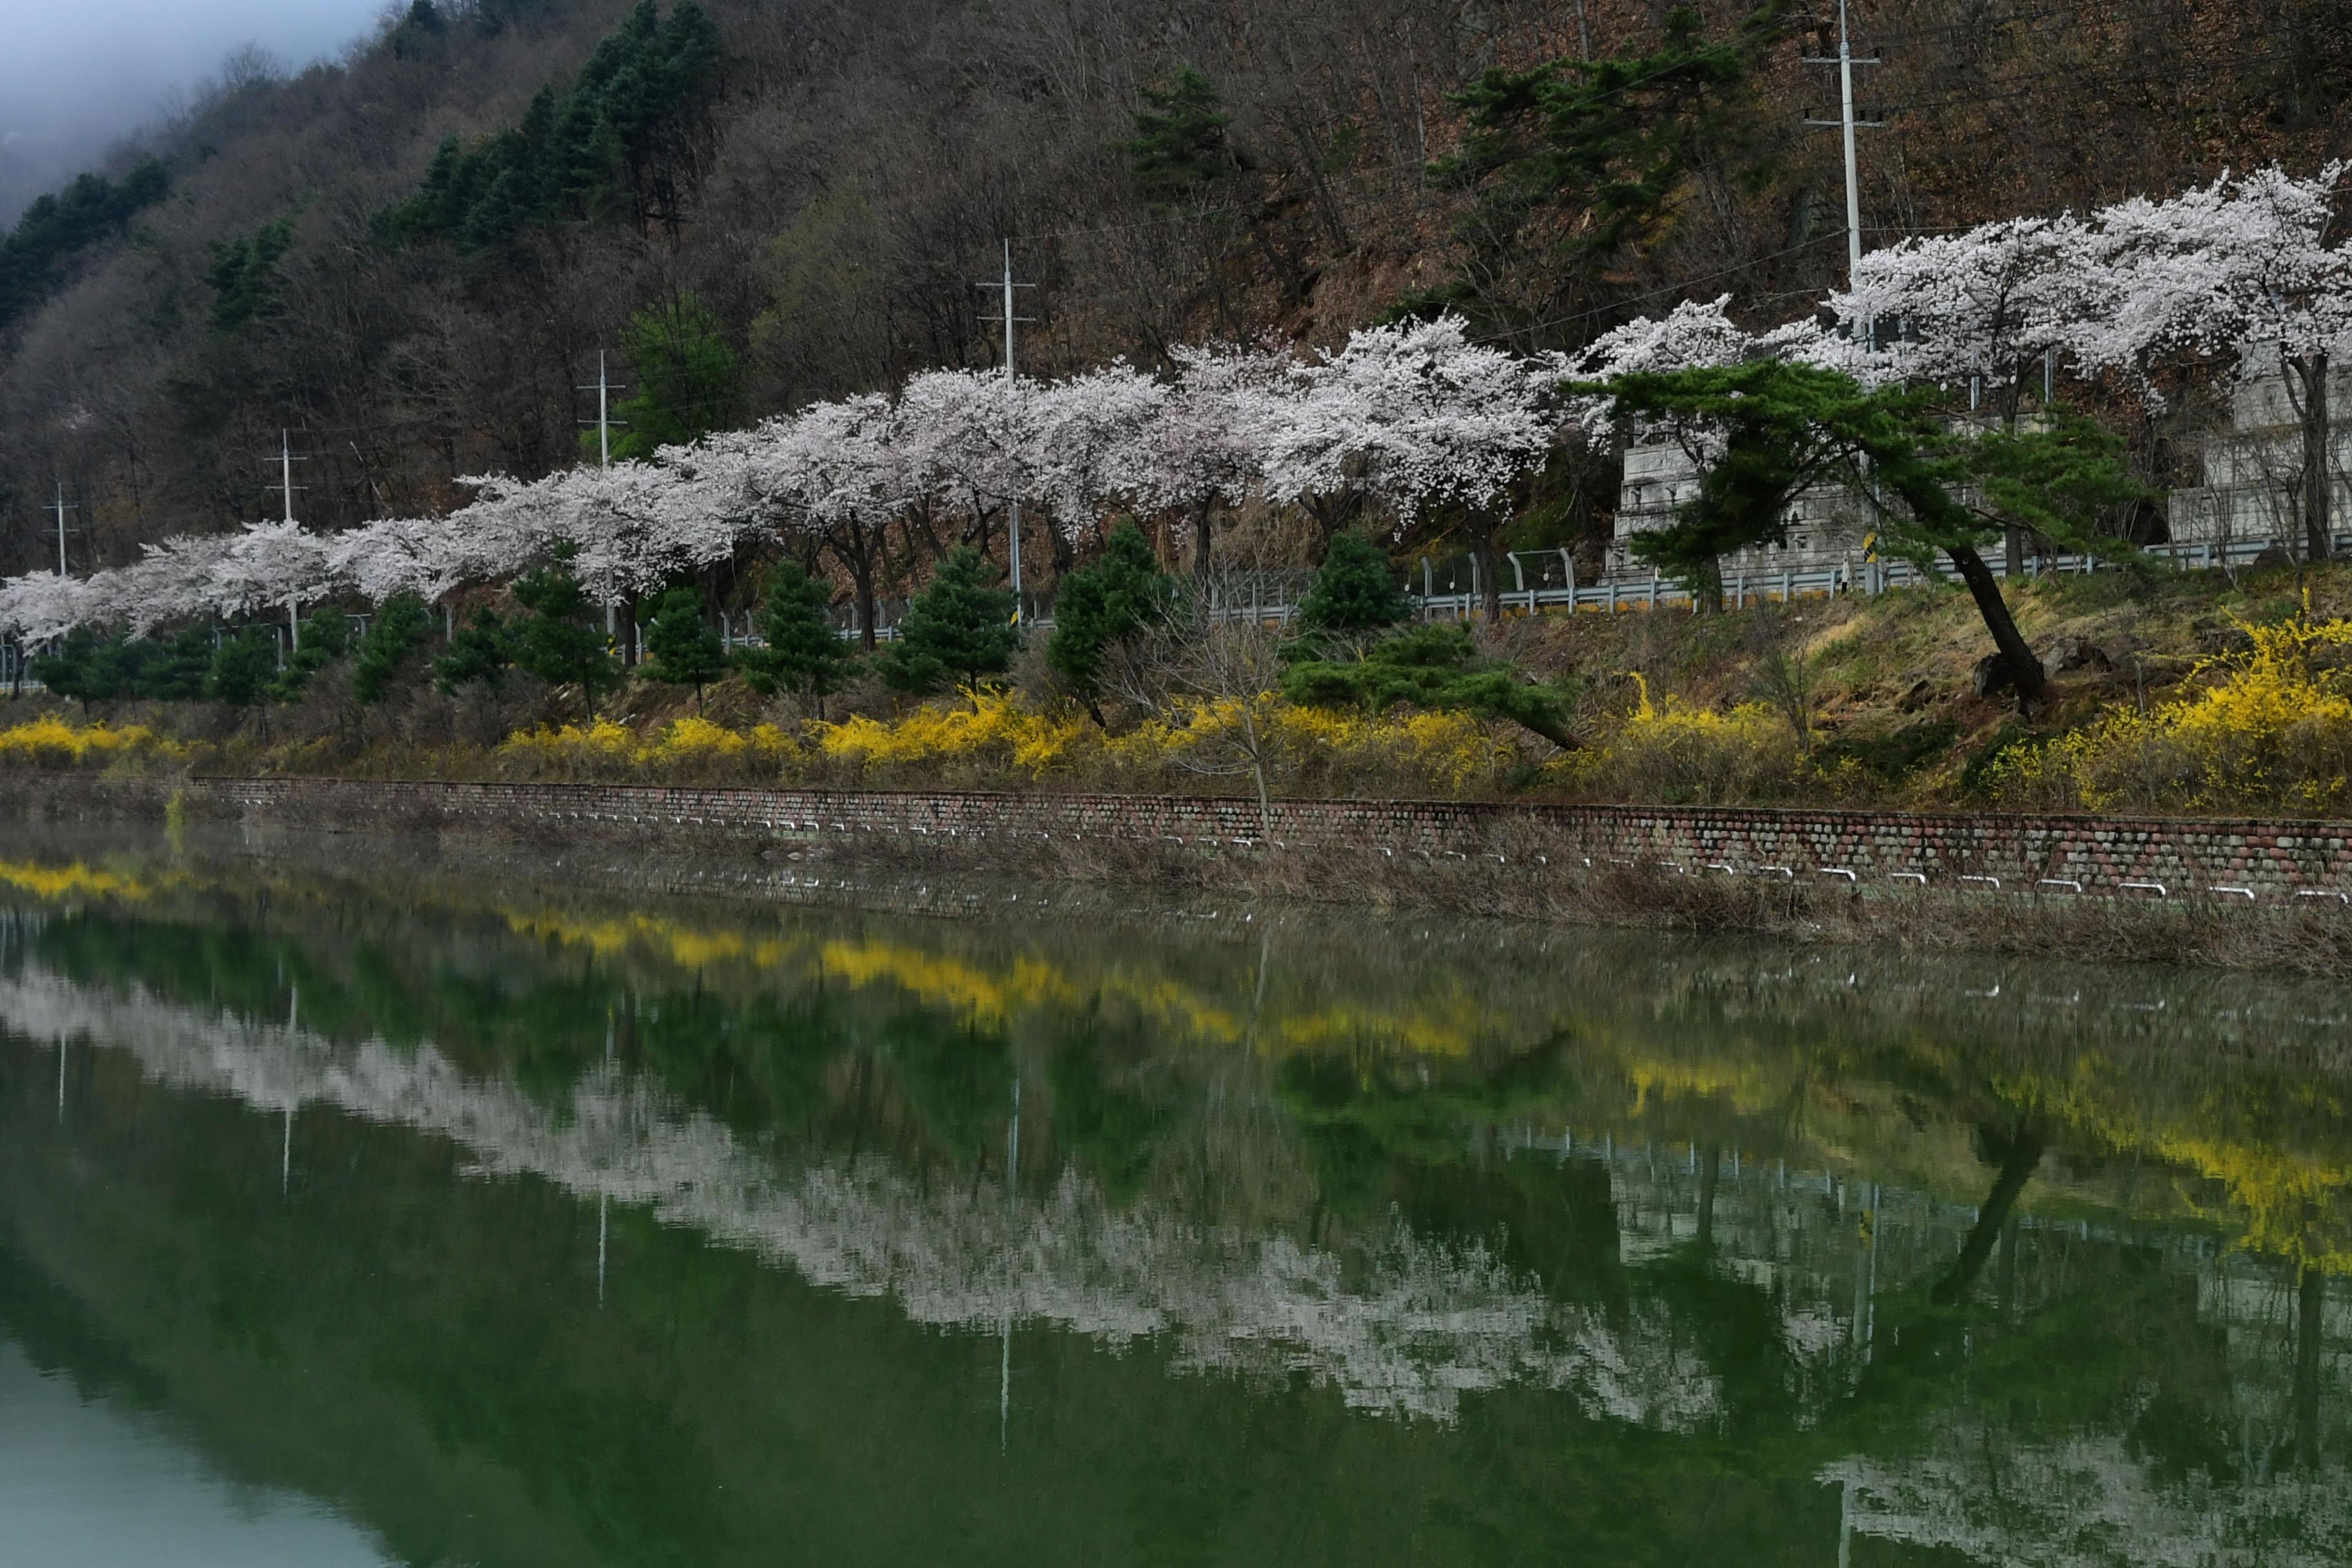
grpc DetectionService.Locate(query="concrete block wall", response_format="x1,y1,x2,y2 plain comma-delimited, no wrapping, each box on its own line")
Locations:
192,778,2352,903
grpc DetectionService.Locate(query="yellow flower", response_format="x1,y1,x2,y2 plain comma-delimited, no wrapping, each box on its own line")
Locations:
1988,607,2352,814
0,718,184,767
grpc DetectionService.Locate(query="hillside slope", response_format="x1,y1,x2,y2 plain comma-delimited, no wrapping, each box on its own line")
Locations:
1,0,2348,576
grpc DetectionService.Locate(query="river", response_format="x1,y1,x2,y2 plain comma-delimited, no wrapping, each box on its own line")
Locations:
0,825,2345,1566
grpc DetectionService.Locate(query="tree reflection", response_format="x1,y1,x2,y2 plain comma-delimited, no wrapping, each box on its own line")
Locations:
0,844,2343,1566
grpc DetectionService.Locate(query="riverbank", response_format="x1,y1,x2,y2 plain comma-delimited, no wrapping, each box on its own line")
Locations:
15,772,2352,975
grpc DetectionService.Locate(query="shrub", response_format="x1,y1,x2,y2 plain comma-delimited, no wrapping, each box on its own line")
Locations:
737,563,854,715
353,594,436,705
0,717,184,769
494,716,796,780
643,586,728,711
496,719,639,777
1551,676,1799,803
1985,608,2352,814
818,690,1090,778
876,547,1018,694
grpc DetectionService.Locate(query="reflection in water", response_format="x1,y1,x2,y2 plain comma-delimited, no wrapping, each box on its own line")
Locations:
0,830,2346,1565
0,1344,393,1567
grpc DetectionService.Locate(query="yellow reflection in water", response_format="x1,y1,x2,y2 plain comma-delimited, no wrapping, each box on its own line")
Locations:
0,858,154,903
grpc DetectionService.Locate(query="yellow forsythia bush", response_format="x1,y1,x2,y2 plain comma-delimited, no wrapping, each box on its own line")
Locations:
498,718,796,779
491,690,1522,794
1547,677,1800,803
1988,610,2352,815
817,691,1092,778
0,717,186,769
818,690,1513,792
646,716,795,767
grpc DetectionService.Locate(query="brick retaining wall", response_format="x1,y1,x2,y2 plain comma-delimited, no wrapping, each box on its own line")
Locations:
185,776,2352,905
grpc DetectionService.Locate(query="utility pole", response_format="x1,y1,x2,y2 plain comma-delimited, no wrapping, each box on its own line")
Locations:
270,429,309,651
976,242,1037,622
579,352,629,643
581,350,625,470
1804,0,1883,289
45,483,76,576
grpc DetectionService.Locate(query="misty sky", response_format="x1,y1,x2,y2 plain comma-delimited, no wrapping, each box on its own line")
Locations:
2,0,387,220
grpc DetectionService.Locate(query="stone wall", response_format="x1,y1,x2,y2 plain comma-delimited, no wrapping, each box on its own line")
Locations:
186,777,2352,904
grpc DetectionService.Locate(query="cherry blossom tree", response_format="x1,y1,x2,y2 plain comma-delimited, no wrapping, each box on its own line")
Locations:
207,522,340,651
1026,364,1169,570
453,461,714,611
1132,340,1294,574
2084,163,2352,559
897,368,1030,563
0,571,93,649
323,516,472,606
1830,217,2107,414
696,395,903,646
1828,219,2112,569
103,534,242,634
1261,316,1554,619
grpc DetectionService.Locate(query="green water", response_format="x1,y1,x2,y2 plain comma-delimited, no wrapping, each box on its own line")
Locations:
0,828,2347,1567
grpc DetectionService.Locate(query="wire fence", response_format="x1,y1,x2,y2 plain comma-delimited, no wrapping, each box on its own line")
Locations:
832,531,2352,639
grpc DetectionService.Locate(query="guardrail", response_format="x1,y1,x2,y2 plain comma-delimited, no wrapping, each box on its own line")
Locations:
824,530,2352,639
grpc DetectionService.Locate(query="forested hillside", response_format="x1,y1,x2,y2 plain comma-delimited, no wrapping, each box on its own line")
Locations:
1,0,2347,577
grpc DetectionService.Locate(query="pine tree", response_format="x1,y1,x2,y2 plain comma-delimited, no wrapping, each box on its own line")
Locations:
433,613,514,695
352,594,436,705
737,562,853,716
205,626,279,709
28,627,113,709
643,585,728,710
510,565,620,721
877,547,1017,695
270,608,353,701
1295,531,1411,642
137,629,215,702
1127,66,1233,201
206,219,295,333
1588,362,2150,710
1421,6,1779,333
1046,521,1173,722
1283,623,1576,749
608,293,740,459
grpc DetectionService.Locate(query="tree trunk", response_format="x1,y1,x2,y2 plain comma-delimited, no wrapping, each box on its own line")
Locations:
1472,529,1504,623
852,560,877,652
1696,558,1725,616
1947,544,2046,711
1305,491,1363,551
830,527,879,652
2296,1264,2324,1469
1191,497,1214,576
1044,511,1075,578
2294,349,2332,562
1695,1144,1720,1250
2004,525,2026,578
1933,1124,2045,1306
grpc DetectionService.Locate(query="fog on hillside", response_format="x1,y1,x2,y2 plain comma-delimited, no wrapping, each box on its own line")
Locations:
0,0,385,223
